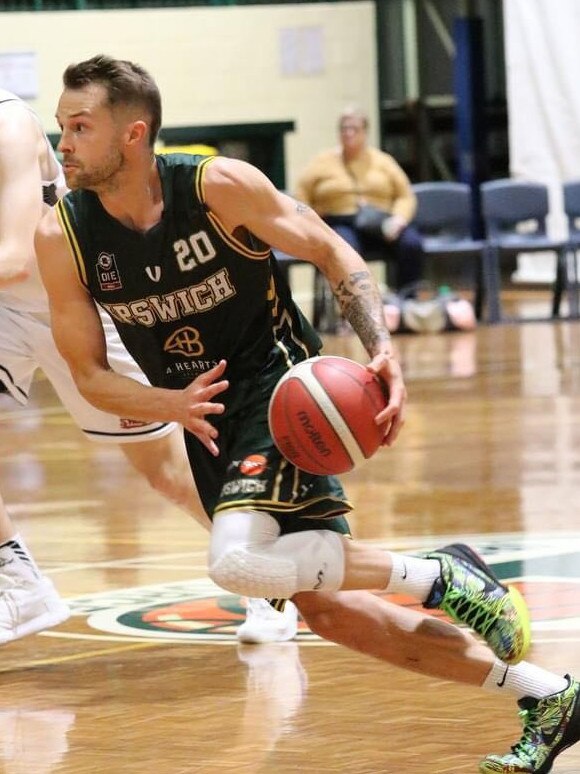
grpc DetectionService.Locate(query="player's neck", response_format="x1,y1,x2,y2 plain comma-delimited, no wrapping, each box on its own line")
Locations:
99,158,163,233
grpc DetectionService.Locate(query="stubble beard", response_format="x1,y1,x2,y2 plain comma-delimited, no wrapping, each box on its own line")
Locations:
66,148,126,193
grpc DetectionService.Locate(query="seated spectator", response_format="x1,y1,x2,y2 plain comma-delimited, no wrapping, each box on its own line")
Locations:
294,107,424,292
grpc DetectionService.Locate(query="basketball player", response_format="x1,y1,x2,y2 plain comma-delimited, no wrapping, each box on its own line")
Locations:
0,88,297,645
36,56,579,772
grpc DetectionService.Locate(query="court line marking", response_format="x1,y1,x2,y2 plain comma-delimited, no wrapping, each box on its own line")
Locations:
6,500,101,515
37,629,580,648
39,630,333,647
45,551,208,575
0,641,159,673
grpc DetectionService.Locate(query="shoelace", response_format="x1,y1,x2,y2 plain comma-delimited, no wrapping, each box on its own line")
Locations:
511,706,541,764
443,585,507,638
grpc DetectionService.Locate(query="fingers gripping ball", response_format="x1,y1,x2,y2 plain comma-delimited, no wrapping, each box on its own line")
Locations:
268,356,388,475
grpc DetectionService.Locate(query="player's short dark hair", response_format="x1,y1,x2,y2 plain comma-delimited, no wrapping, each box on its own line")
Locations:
63,54,162,148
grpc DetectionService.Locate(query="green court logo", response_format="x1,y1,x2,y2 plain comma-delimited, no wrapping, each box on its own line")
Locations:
69,534,580,644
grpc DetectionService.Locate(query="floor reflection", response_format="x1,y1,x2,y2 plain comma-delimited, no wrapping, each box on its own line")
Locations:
194,642,307,773
0,706,76,774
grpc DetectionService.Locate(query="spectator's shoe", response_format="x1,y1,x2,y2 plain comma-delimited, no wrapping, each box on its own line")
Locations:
236,598,298,644
423,543,530,664
479,675,580,773
0,574,70,644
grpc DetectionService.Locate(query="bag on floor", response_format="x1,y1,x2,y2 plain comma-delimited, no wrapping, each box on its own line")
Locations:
383,283,477,334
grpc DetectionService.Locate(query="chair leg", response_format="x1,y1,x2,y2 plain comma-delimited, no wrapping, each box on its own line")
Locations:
312,269,339,333
312,268,323,330
474,258,484,321
552,250,566,318
482,245,502,324
566,247,580,318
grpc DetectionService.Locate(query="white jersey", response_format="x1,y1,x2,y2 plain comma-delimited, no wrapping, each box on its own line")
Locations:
0,92,177,442
0,89,66,314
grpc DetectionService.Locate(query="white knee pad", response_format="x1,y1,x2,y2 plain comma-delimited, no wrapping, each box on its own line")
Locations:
209,510,345,599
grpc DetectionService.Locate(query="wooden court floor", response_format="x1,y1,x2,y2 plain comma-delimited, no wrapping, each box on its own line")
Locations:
2,318,580,773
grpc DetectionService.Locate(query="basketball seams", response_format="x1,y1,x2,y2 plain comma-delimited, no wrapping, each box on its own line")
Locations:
299,362,366,468
268,355,385,475
279,377,341,474
321,359,385,450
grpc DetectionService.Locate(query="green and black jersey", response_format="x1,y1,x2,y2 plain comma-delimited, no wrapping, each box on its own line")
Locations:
56,153,351,524
56,153,321,395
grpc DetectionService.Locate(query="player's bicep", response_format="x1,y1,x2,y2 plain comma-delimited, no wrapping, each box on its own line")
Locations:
250,189,360,281
0,118,43,276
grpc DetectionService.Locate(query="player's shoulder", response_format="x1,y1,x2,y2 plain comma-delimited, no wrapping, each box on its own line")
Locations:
0,95,38,143
203,155,265,194
156,151,209,174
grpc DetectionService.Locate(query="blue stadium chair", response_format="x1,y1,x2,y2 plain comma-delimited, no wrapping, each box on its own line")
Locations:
562,180,580,314
412,182,491,321
480,179,575,321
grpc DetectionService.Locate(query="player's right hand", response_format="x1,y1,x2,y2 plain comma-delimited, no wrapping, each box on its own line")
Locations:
181,360,229,455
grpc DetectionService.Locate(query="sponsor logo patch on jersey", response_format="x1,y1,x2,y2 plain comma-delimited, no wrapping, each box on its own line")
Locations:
164,326,204,357
120,418,150,429
96,252,122,291
145,266,162,283
239,454,268,476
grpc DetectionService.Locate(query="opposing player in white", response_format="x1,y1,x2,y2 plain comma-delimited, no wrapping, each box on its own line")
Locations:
0,89,296,645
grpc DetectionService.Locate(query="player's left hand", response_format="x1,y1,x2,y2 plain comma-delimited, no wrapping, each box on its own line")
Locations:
366,352,406,446
180,360,229,455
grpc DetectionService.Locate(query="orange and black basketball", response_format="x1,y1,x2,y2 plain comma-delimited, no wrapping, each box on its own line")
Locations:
268,355,388,475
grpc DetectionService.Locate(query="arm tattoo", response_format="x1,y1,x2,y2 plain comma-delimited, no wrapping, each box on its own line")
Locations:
334,270,391,354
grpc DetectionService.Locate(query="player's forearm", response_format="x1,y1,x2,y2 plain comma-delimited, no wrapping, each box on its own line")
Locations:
74,367,182,425
329,261,392,359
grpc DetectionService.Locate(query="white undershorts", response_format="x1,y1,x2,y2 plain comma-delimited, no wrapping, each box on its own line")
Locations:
0,305,177,443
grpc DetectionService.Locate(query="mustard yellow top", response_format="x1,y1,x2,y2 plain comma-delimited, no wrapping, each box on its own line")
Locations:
294,146,416,222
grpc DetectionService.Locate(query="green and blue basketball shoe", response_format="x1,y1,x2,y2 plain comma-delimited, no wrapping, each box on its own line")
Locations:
479,675,580,773
423,543,531,665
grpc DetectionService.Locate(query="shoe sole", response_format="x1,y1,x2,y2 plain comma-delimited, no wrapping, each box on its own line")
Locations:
0,602,71,645
236,627,297,644
439,543,531,665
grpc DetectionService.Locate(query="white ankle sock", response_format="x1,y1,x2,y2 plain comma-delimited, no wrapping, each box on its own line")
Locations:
483,659,568,699
385,553,441,602
0,533,41,581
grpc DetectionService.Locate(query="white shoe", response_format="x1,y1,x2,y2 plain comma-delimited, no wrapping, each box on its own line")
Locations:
236,598,298,643
0,574,71,645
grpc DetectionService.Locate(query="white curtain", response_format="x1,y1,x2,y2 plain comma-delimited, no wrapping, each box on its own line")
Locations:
504,0,580,279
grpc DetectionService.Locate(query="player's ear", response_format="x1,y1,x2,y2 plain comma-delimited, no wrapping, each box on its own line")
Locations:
126,120,148,147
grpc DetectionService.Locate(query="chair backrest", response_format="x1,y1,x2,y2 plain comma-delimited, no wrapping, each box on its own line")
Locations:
480,179,549,239
563,180,580,237
412,182,473,239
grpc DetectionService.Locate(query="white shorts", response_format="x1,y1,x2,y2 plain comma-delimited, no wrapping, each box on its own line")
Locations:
0,305,177,443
